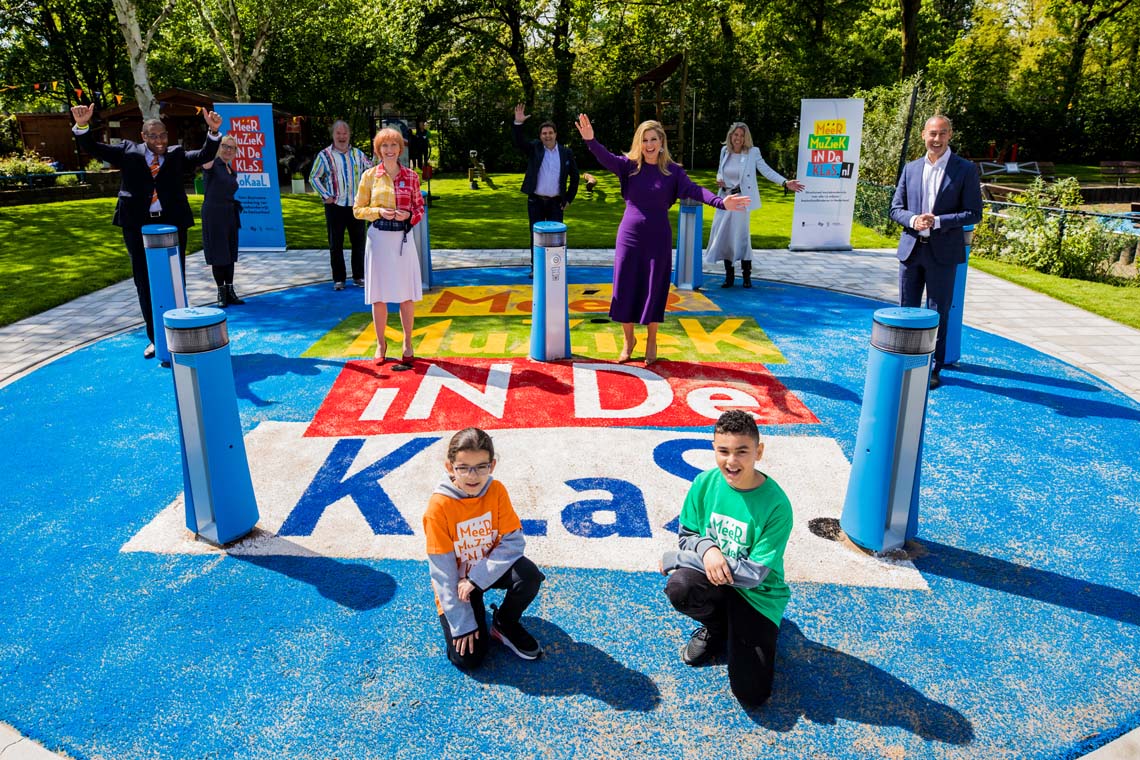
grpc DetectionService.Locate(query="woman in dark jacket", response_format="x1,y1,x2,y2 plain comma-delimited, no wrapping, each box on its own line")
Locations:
200,134,244,306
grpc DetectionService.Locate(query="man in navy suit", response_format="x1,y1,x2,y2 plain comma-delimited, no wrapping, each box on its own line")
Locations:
71,103,223,359
890,115,982,389
512,104,579,274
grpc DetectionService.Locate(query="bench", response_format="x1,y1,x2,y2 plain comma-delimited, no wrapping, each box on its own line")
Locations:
1100,161,1140,185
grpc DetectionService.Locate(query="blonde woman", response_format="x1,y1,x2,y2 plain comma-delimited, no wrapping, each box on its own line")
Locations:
705,122,804,288
575,115,749,364
353,128,425,370
200,134,244,306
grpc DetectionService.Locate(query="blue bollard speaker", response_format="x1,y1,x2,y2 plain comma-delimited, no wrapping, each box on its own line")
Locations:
530,221,570,361
943,224,975,366
164,307,259,545
672,198,704,290
142,224,187,366
840,307,939,553
412,190,433,291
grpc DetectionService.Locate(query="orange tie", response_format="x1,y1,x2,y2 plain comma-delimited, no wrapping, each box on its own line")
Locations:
150,154,160,207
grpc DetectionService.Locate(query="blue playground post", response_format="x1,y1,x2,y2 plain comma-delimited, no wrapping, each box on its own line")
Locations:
943,224,975,366
530,221,570,361
673,198,704,290
164,307,259,545
413,190,433,291
142,224,187,365
840,307,939,553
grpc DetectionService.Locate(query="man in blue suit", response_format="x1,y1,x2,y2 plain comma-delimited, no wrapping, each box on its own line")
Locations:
512,104,579,274
890,115,982,389
71,103,222,359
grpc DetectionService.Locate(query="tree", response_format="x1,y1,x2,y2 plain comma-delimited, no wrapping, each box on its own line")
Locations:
186,0,319,102
110,0,178,118
1049,0,1138,116
0,0,127,111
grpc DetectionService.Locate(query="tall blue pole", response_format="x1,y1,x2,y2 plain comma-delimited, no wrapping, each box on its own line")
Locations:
142,224,187,366
413,189,432,291
943,224,975,366
165,307,259,545
841,307,939,553
530,221,570,361
673,198,704,290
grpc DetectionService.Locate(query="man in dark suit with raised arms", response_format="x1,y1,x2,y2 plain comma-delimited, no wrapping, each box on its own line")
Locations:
889,115,982,389
512,104,579,274
71,103,223,359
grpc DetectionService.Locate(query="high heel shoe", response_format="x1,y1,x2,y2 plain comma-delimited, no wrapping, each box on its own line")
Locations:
393,352,415,371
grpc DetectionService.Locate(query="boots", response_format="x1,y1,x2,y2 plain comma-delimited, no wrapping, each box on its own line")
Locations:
742,260,752,289
216,286,229,308
721,260,734,288
225,284,245,305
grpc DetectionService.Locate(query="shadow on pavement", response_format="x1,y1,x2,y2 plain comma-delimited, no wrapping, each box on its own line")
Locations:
751,619,975,744
465,617,662,711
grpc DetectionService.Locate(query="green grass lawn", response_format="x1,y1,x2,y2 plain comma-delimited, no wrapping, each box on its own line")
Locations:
969,256,1140,330
0,171,896,326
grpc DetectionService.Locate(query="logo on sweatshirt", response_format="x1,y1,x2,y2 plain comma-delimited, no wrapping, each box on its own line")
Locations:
709,513,750,559
453,511,497,570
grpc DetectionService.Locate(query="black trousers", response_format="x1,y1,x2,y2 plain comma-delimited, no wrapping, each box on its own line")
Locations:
438,556,544,670
122,222,188,343
324,203,366,283
899,241,956,372
665,567,780,706
527,195,564,269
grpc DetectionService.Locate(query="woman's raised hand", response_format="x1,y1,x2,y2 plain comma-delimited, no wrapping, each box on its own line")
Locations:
574,113,594,141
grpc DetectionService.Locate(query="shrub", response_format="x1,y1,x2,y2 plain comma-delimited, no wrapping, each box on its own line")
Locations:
85,158,106,172
55,173,80,187
973,177,1121,281
0,151,56,180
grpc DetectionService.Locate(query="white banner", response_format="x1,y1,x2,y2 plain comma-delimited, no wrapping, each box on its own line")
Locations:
789,98,864,251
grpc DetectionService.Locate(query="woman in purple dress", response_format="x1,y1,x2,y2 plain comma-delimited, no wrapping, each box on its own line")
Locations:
575,115,750,364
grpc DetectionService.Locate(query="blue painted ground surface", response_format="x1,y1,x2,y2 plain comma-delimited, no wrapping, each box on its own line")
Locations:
1,266,1138,759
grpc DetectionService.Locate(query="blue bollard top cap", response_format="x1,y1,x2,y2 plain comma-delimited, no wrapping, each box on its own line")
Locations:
141,224,178,236
163,306,227,329
873,306,939,329
532,221,567,234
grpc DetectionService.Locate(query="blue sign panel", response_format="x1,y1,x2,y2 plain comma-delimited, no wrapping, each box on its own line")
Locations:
215,102,286,251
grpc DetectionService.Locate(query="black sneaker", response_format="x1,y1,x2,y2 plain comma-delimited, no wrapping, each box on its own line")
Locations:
491,608,542,660
682,626,724,666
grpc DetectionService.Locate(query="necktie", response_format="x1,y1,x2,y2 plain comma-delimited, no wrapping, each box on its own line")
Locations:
150,155,160,208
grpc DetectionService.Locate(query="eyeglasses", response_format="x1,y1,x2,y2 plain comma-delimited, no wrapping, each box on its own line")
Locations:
143,132,168,140
219,145,237,151
452,463,492,476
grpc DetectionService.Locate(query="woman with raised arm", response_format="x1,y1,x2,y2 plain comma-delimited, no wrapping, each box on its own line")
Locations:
574,114,750,364
705,122,804,288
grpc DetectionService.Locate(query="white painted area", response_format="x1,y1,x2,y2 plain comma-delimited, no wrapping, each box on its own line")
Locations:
122,422,928,590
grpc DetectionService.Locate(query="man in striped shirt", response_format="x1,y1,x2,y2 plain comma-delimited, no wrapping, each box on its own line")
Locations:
310,120,373,290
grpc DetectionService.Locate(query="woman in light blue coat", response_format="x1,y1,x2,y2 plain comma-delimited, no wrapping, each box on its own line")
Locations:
705,123,804,288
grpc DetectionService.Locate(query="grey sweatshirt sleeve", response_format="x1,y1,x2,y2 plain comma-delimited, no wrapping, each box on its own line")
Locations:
466,529,525,590
427,552,477,637
678,523,719,558
660,548,773,589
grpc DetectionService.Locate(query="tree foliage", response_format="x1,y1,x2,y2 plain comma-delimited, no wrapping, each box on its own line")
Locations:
2,0,1137,166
